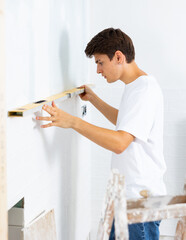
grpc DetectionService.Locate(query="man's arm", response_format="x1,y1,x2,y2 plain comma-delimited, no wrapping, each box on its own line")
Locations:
36,102,134,154
72,118,134,154
80,85,118,125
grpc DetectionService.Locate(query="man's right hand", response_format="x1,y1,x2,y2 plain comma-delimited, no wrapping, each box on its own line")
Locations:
79,85,95,102
79,84,118,125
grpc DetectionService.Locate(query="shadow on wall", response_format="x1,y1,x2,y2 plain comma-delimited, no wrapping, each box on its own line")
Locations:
34,98,79,240
32,29,79,239
58,30,78,239
59,29,74,90
57,99,79,240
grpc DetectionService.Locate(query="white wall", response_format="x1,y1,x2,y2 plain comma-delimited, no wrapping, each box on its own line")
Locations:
5,1,186,239
6,0,91,239
88,0,186,238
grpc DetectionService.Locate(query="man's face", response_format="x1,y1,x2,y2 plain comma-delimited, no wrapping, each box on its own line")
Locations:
94,53,121,83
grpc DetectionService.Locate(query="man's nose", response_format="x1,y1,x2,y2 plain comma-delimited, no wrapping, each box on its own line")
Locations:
97,65,102,74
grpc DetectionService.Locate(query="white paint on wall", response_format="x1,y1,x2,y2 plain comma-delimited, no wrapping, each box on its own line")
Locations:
6,0,91,240
5,0,186,238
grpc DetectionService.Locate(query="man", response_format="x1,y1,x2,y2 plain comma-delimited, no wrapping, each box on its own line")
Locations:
36,28,167,239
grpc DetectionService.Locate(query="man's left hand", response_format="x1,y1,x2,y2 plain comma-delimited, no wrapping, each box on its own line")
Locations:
36,101,75,129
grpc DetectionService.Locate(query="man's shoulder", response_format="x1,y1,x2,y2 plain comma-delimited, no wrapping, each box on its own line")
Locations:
126,75,150,94
124,75,163,103
137,75,162,94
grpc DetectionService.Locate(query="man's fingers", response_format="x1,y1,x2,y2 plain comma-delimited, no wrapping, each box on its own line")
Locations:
41,122,54,128
41,122,58,128
52,101,57,108
36,116,55,121
42,104,56,115
36,103,59,122
77,85,85,89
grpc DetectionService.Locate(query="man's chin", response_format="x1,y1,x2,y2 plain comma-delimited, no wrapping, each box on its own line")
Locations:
107,78,115,83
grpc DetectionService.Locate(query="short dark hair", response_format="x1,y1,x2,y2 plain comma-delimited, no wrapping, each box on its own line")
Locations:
85,28,135,63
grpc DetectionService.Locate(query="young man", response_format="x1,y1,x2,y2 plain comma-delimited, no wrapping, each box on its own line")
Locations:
36,28,167,239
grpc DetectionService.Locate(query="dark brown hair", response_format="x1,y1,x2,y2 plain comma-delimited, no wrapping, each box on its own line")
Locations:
85,28,135,63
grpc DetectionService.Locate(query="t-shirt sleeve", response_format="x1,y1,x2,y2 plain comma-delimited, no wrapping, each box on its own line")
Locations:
116,82,158,142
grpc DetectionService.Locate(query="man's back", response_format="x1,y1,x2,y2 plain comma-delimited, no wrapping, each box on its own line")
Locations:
111,75,167,199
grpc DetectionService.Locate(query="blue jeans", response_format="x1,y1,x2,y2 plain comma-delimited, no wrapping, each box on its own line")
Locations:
109,220,161,240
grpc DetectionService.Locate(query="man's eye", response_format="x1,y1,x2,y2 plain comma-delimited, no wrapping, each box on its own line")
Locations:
99,62,103,66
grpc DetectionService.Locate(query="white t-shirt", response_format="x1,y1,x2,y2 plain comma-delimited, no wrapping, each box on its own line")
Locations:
111,75,167,199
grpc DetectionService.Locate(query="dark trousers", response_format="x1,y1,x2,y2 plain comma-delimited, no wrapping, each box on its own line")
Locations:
109,220,161,240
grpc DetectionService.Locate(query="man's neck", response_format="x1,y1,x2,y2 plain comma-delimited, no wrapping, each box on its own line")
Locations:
120,61,147,85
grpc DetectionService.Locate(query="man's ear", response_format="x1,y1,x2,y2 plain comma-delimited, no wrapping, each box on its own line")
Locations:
115,50,125,64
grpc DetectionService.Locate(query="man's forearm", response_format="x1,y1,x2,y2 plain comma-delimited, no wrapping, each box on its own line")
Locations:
72,117,127,154
89,94,118,125
36,102,134,153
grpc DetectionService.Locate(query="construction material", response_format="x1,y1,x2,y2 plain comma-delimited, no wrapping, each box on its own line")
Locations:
175,179,186,240
8,207,56,240
8,84,94,117
127,195,186,210
127,203,186,224
97,171,186,239
0,0,8,239
97,169,128,240
23,209,57,240
140,189,152,198
8,207,24,227
8,207,24,240
8,87,84,117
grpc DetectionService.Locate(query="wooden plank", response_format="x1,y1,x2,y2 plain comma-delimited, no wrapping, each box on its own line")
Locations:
8,87,84,117
8,84,94,117
22,209,57,240
113,171,128,240
0,0,8,239
175,177,186,240
97,169,128,240
96,173,115,240
127,195,186,210
98,170,186,239
127,203,186,224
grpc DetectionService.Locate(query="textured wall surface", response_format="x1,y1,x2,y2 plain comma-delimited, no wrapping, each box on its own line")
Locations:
6,1,91,239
